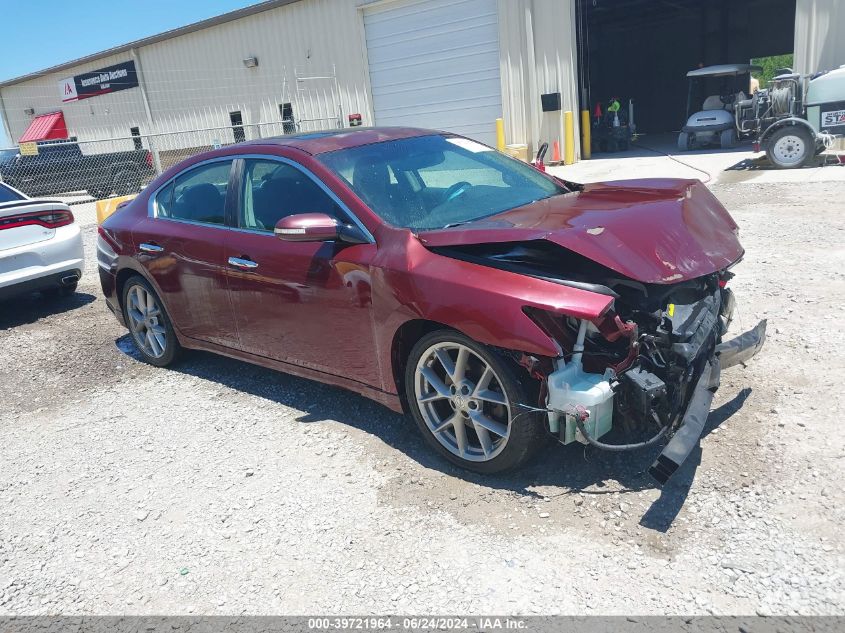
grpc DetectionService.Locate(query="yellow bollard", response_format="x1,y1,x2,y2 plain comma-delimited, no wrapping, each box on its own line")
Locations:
96,194,136,225
564,111,575,165
581,110,591,160
495,117,506,152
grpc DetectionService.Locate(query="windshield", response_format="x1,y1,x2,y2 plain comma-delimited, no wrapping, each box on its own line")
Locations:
0,182,25,203
318,134,564,230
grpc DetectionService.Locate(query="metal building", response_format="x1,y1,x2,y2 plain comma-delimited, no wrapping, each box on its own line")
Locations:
794,0,845,76
0,0,842,170
0,0,581,165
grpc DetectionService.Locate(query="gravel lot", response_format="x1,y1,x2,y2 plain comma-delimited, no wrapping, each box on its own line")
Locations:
1,179,843,615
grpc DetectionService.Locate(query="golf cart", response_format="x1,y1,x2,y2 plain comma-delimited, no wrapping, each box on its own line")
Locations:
678,64,760,151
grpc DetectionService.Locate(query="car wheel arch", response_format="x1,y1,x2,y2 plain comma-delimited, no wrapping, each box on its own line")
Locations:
759,117,816,148
115,265,172,324
390,318,454,413
388,315,556,413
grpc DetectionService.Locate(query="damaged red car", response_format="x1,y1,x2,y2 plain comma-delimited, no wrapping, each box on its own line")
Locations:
98,128,765,484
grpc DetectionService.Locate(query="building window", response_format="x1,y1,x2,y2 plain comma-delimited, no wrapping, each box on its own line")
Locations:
279,103,295,134
129,126,142,150
230,111,245,144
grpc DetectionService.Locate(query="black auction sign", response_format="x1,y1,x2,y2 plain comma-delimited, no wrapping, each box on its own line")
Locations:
59,60,139,103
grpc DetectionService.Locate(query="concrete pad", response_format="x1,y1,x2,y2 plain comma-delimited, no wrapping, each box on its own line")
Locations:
547,132,845,186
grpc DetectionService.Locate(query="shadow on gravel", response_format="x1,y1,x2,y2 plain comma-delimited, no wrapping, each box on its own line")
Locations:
0,291,96,330
639,387,752,532
116,337,753,530
726,154,841,171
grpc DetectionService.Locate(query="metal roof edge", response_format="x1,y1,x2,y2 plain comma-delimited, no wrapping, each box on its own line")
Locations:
0,0,301,88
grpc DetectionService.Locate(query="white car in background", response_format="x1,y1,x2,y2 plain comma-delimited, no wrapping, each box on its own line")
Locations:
0,181,84,300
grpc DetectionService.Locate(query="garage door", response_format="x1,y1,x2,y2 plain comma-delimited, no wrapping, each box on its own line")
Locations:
363,0,502,146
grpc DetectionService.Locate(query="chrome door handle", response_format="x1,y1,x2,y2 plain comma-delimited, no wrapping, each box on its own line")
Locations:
228,256,258,270
139,242,164,253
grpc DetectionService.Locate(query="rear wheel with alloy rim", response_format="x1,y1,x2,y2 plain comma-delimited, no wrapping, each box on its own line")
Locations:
405,330,545,473
122,276,180,366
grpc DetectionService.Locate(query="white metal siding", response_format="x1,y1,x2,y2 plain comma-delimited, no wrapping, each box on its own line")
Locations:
0,0,582,163
363,0,502,145
0,0,373,146
0,51,149,147
794,0,845,75
497,0,580,160
137,0,372,141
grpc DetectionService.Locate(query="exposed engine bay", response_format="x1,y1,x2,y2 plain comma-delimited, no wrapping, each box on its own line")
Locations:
433,240,767,484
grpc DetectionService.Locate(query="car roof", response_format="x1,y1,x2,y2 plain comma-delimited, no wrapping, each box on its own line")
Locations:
687,64,762,78
237,126,441,155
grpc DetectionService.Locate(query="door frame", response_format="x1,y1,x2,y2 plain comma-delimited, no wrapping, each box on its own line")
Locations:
145,155,239,226
226,153,376,242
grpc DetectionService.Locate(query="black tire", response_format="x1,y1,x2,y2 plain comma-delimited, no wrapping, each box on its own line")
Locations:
766,126,814,169
404,329,546,474
720,128,736,149
677,132,693,151
121,275,181,367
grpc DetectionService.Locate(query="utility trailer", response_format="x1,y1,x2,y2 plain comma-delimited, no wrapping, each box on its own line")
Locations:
678,63,845,168
742,65,845,168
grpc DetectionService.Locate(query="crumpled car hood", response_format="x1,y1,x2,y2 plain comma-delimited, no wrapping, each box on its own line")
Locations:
417,178,743,284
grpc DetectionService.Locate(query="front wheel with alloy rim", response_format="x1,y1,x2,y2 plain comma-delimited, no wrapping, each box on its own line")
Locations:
766,126,814,169
122,276,181,367
405,330,546,474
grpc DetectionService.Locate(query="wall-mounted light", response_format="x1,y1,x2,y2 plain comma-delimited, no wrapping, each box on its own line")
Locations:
24,107,35,116
243,56,259,68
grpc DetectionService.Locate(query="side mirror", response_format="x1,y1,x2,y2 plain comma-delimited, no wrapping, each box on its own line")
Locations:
274,213,370,244
274,213,339,242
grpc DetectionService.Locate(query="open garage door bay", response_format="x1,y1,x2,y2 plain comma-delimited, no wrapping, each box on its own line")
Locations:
363,0,502,146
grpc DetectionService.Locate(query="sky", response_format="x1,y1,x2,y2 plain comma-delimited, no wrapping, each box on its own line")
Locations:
0,0,260,147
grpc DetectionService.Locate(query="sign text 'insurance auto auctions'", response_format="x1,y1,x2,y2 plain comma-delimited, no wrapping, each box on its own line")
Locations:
58,60,139,103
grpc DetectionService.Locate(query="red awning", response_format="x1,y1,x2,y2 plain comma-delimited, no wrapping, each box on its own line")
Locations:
18,112,68,143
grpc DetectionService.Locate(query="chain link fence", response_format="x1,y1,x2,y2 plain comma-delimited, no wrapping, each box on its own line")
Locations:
0,116,340,205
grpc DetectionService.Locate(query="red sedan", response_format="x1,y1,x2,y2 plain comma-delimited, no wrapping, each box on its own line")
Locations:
98,127,764,483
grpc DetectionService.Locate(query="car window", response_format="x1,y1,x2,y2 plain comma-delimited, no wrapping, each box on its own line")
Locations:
318,135,563,230
0,183,24,203
240,159,345,232
160,160,232,224
155,182,175,218
416,149,507,189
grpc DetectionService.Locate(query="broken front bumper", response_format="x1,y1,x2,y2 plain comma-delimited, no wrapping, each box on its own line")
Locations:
715,319,768,369
648,319,767,485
